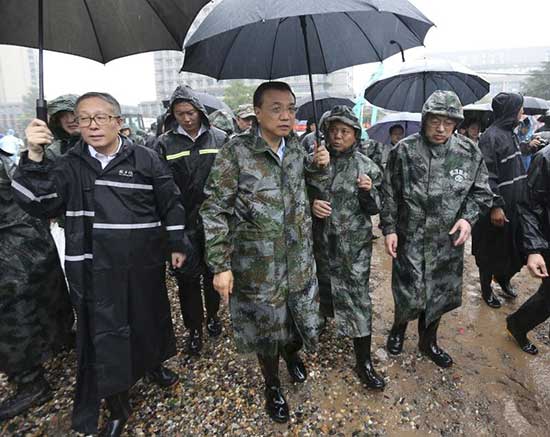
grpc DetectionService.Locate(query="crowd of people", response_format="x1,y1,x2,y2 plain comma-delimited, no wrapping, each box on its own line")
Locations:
1,81,549,436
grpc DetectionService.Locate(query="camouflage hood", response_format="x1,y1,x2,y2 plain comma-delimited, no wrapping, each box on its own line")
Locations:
169,85,210,128
421,90,464,126
209,110,234,134
48,94,78,139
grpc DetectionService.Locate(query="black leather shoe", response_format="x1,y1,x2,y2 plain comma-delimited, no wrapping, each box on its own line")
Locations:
355,361,386,389
187,329,203,355
285,355,307,383
264,385,289,423
482,291,502,308
0,378,52,420
386,323,407,355
206,317,222,337
499,281,518,299
506,316,538,355
99,418,128,437
146,365,179,388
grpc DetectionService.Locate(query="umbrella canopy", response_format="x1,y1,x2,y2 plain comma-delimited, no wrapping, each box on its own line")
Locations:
366,112,420,144
296,92,354,121
183,0,433,80
522,96,550,116
181,0,433,143
364,58,490,112
194,91,234,116
463,102,493,131
1,0,208,63
0,0,210,119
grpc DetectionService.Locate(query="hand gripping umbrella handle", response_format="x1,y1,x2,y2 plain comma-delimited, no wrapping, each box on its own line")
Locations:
36,98,48,123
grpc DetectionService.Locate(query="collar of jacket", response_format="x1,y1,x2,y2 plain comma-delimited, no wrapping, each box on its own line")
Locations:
246,127,296,154
69,135,134,168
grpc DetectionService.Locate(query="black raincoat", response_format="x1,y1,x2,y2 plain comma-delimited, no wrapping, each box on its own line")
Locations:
519,146,550,255
153,86,228,276
0,153,73,377
12,138,186,434
472,93,527,277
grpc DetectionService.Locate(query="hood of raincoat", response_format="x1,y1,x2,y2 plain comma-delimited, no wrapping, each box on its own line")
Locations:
491,92,524,131
209,110,234,134
48,94,79,140
169,85,210,128
422,90,464,124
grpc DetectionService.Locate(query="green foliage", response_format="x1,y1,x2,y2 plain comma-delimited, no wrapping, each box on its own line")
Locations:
223,81,255,111
522,61,550,100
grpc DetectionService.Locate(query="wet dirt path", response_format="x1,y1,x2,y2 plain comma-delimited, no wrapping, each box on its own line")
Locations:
2,237,549,436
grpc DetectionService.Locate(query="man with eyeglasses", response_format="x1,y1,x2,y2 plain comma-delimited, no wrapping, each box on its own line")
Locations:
13,92,189,437
200,81,329,423
381,90,492,368
153,85,228,357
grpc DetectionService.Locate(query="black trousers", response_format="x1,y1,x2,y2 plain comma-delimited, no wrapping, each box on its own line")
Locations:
508,276,550,334
176,271,220,331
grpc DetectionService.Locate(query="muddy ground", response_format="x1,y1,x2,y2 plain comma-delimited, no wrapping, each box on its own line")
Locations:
2,236,549,436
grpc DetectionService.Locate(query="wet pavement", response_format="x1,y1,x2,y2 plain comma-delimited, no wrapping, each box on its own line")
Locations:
1,236,549,436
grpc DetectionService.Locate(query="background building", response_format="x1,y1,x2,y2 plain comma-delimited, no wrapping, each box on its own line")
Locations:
428,46,550,96
153,50,354,113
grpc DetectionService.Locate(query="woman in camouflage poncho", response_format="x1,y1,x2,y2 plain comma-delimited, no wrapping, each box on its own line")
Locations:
311,105,385,389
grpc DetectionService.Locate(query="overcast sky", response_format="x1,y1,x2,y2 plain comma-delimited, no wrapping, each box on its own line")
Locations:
12,0,550,105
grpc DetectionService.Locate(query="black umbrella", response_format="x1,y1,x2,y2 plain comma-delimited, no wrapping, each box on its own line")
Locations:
194,91,234,116
0,0,209,121
296,92,354,121
366,112,421,144
522,96,550,116
182,0,434,144
364,58,490,112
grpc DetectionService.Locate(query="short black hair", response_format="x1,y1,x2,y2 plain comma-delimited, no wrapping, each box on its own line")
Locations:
75,92,121,115
389,124,404,135
253,81,296,108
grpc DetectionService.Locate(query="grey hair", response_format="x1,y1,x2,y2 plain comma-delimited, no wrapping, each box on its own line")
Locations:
75,92,121,115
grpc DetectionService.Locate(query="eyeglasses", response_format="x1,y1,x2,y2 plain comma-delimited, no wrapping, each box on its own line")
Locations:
427,117,456,129
75,113,120,128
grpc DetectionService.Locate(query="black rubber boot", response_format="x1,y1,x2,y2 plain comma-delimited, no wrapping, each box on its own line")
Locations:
480,270,501,308
506,315,538,355
496,275,518,300
146,365,179,387
281,337,307,383
100,391,131,437
353,336,386,389
418,314,453,368
386,322,408,355
0,369,52,420
257,354,289,423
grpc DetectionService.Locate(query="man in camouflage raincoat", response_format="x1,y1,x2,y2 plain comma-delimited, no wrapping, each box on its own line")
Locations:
380,90,492,368
200,82,329,423
0,143,73,420
311,105,385,390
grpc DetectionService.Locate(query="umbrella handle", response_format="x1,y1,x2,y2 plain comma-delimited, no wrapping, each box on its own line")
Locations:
36,98,48,123
390,40,405,63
